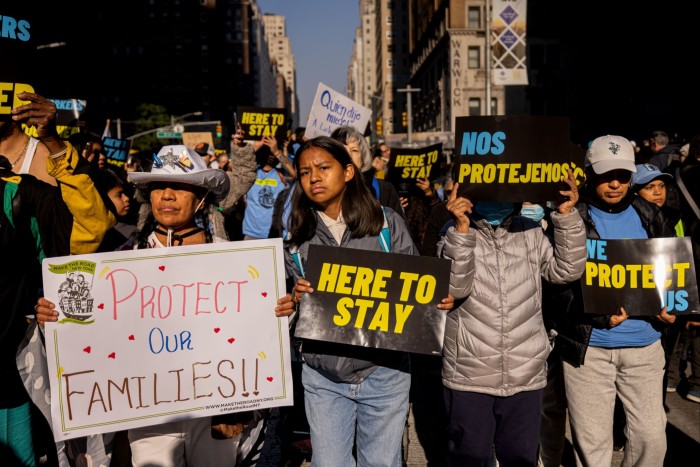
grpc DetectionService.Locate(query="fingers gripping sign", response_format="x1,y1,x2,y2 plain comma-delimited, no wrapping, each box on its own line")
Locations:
446,182,472,233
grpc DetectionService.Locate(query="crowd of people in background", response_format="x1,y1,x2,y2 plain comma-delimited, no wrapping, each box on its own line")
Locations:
2,99,700,467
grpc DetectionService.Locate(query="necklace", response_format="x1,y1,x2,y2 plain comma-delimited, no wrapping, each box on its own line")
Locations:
9,136,30,169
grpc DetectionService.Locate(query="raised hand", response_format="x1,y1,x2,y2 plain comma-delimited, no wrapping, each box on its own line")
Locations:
446,182,472,233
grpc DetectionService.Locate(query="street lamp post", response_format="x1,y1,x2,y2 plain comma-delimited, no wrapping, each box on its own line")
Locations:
397,84,421,146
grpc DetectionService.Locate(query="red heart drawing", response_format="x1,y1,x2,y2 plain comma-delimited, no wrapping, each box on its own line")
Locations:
128,335,135,341
158,265,165,271
261,292,268,297
266,376,273,382
83,346,91,353
108,352,116,359
214,327,220,333
227,338,235,344
242,392,249,397
97,303,104,309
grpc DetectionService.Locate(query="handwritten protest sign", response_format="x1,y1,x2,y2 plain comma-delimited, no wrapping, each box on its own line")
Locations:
453,116,585,202
304,83,371,138
294,245,450,355
582,237,699,316
182,131,214,151
102,137,130,168
237,106,287,142
42,239,293,440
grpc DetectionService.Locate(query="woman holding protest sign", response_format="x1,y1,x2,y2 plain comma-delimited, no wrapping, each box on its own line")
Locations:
35,130,263,467
273,136,453,466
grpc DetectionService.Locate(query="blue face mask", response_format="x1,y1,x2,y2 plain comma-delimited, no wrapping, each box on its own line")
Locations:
520,204,545,223
473,202,515,226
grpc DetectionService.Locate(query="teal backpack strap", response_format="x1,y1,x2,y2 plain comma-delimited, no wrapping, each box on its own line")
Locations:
3,180,45,262
379,207,391,253
286,231,305,278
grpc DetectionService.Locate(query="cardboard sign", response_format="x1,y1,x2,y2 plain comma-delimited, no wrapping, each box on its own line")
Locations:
304,83,371,139
581,237,699,316
182,132,214,151
453,116,585,202
294,244,451,355
42,239,293,440
237,106,287,142
102,137,130,168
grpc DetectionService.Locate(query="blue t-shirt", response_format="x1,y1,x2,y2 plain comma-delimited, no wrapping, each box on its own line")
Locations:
242,168,287,239
587,204,662,348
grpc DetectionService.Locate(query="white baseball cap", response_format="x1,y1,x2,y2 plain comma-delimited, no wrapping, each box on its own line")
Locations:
585,135,637,174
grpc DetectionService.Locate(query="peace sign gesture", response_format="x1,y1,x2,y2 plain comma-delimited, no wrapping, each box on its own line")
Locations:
446,182,473,233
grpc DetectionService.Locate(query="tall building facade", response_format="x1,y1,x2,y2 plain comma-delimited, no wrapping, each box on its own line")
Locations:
349,0,505,145
262,13,299,125
34,0,290,140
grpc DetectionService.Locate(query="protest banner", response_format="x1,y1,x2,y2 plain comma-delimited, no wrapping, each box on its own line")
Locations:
182,131,214,151
42,238,293,440
1,3,36,120
304,83,371,139
51,98,86,139
294,244,451,355
237,106,287,143
582,237,699,316
102,136,130,168
453,116,585,202
387,143,444,195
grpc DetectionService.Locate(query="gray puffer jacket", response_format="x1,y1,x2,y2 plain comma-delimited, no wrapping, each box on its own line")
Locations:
285,207,417,384
439,210,586,396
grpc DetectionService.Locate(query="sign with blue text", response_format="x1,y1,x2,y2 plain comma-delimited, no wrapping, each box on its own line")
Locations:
304,83,371,139
42,239,293,440
453,115,584,202
581,237,699,316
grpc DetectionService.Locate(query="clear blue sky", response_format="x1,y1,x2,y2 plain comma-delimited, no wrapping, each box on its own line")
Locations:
257,0,359,129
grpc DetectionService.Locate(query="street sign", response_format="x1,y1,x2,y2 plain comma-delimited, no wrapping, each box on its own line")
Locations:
156,131,182,139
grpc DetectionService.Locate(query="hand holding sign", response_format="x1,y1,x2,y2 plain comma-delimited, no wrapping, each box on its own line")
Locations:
446,183,472,233
557,169,579,215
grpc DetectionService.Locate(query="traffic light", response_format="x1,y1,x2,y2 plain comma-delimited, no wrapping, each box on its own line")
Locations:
376,118,382,136
402,111,407,128
216,124,222,138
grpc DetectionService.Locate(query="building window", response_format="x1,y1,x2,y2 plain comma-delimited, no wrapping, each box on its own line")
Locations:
386,16,393,24
490,98,497,115
386,31,394,39
468,6,481,29
469,98,481,116
468,46,480,68
387,59,394,68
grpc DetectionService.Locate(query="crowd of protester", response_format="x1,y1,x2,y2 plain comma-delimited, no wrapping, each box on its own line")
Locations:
2,100,699,467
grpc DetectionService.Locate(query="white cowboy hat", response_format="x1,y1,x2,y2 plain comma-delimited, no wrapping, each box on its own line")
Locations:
130,145,230,199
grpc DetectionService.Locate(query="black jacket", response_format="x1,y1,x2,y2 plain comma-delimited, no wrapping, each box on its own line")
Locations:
555,196,677,367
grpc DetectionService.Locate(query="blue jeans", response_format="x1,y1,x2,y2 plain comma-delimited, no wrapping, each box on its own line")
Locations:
302,362,410,467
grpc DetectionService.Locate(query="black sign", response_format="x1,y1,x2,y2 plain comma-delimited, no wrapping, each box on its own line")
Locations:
582,237,699,316
294,244,451,355
453,116,585,202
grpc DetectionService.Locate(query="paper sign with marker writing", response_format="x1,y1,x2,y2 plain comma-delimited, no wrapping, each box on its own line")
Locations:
42,239,293,441
304,83,371,138
294,244,450,355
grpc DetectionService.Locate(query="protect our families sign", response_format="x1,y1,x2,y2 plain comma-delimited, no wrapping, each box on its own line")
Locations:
294,244,451,355
304,83,371,138
582,237,699,316
42,239,293,441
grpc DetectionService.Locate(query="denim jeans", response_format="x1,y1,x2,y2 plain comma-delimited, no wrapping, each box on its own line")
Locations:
302,362,410,467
